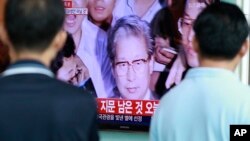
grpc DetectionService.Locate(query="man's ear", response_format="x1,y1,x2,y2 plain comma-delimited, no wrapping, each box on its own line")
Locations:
0,0,10,46
50,30,67,52
149,55,154,74
0,20,11,47
238,39,249,58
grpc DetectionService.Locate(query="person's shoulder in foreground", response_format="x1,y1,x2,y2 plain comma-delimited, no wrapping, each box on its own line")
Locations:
0,0,99,140
150,2,250,141
0,67,99,141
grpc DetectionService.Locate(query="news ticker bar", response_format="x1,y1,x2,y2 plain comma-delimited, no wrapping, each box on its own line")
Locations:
97,98,159,116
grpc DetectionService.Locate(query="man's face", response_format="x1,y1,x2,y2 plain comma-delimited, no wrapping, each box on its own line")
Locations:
57,55,89,86
180,1,206,67
63,0,86,34
88,0,115,24
113,35,153,99
57,55,77,83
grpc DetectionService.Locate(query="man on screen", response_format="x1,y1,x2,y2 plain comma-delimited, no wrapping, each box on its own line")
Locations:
63,0,88,50
51,33,90,86
108,15,158,100
164,0,208,88
0,0,99,140
78,0,117,98
87,0,116,29
150,2,250,141
152,0,218,89
62,0,91,88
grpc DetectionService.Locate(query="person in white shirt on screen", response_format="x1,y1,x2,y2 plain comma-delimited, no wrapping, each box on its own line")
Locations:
62,0,90,87
150,2,250,141
51,34,89,86
108,15,158,100
76,0,118,98
113,0,162,23
63,0,88,50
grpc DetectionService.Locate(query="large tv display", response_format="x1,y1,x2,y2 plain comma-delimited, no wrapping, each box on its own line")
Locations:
54,0,219,131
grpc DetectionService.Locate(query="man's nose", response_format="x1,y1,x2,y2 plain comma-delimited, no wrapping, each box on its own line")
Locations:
127,65,136,82
188,29,194,43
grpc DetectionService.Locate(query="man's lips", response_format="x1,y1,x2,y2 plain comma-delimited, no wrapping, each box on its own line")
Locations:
65,15,76,27
94,6,105,12
126,87,138,93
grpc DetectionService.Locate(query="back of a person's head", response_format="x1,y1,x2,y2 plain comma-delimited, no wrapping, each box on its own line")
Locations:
4,0,65,53
193,2,249,60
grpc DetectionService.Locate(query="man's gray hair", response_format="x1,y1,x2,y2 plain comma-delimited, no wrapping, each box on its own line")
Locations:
107,15,154,64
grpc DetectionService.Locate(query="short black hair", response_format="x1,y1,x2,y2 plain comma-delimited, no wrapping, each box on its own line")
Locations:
5,0,65,52
193,2,249,60
151,7,175,47
50,33,76,74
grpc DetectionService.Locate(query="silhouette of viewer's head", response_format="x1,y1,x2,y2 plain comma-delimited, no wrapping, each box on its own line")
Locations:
193,2,249,62
5,0,66,56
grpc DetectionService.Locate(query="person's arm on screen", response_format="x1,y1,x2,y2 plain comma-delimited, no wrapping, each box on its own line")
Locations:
154,46,176,65
74,55,90,85
165,47,187,89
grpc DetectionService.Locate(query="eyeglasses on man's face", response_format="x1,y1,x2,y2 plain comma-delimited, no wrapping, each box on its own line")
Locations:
178,17,195,36
114,56,150,76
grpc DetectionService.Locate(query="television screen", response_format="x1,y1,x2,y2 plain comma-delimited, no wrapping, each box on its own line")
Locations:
54,0,219,131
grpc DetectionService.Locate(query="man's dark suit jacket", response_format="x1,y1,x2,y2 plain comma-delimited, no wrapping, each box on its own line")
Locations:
0,60,99,141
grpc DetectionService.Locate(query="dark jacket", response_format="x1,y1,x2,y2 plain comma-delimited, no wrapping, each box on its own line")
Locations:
0,60,99,141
